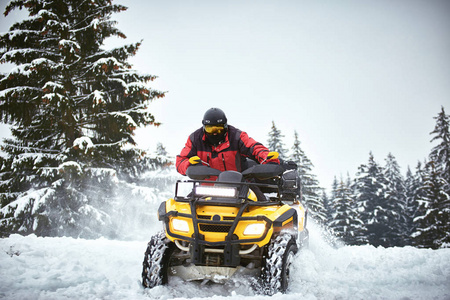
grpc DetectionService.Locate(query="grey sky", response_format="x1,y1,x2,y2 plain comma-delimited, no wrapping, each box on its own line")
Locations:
1,0,449,190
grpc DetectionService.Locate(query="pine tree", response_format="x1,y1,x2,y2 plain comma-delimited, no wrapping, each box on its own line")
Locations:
383,153,407,246
412,161,449,248
329,175,364,245
150,143,174,173
0,1,164,238
156,143,168,156
413,107,450,248
267,121,288,159
404,165,420,245
429,106,450,185
322,190,333,229
327,177,339,236
353,152,390,246
408,161,427,246
428,106,450,248
289,130,327,224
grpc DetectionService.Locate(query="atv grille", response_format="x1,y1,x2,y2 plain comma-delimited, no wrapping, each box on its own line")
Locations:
199,224,232,233
197,215,235,221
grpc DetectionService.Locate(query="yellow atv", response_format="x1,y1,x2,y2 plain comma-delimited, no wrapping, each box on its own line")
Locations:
142,156,309,295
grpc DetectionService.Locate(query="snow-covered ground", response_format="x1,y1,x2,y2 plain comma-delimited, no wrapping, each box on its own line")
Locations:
1,221,449,300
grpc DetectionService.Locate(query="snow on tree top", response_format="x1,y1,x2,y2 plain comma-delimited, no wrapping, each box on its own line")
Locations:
0,86,39,99
91,19,100,30
93,57,123,70
0,187,51,218
1,29,37,39
126,82,150,95
43,93,65,104
58,161,82,174
37,9,58,21
1,48,36,62
31,58,53,66
73,137,94,153
43,81,64,92
92,90,105,106
59,40,80,52
111,112,137,128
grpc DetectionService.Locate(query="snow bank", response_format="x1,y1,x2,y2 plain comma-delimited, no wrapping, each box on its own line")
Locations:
0,223,449,300
0,235,145,300
291,222,450,300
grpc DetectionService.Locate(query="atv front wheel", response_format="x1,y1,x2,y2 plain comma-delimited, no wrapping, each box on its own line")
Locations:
261,233,298,295
142,231,175,288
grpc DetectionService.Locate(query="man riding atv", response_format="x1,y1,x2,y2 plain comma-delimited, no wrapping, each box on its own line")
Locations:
142,108,309,295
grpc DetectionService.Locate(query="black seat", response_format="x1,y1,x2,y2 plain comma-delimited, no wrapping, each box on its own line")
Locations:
217,171,243,182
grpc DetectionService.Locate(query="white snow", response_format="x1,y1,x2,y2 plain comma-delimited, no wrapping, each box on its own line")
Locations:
42,81,64,92
0,188,51,218
59,39,80,50
111,111,138,128
73,137,94,153
91,19,100,30
58,161,82,174
91,90,105,106
93,57,122,69
1,221,449,300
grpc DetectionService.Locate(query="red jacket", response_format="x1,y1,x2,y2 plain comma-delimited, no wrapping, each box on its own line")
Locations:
176,125,279,175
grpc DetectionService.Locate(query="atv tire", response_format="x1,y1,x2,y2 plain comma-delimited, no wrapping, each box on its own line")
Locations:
261,232,298,295
142,231,175,288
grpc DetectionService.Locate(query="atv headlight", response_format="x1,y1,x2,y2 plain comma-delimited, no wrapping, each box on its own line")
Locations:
172,218,190,233
243,223,266,236
195,186,237,198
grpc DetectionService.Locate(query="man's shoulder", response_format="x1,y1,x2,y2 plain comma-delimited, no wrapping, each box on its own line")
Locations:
227,125,247,142
227,125,242,135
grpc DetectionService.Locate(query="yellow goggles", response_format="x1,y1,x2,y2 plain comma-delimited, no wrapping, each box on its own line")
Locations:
204,124,225,134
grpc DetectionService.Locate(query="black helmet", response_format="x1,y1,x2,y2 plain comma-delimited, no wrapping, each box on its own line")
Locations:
202,108,228,146
202,108,227,126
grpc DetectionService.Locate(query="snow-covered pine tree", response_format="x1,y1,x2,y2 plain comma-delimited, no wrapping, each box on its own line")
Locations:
156,142,168,156
328,177,339,236
429,106,450,187
428,106,450,248
322,190,333,229
413,107,450,248
0,0,165,238
383,153,407,247
137,143,177,191
407,161,427,247
289,130,327,225
412,161,449,248
329,175,365,245
404,165,421,245
352,152,390,247
267,121,288,159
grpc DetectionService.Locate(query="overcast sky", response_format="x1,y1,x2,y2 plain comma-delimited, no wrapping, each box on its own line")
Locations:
1,0,449,190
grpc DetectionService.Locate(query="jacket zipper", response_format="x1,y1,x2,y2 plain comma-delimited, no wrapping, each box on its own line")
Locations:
221,154,227,170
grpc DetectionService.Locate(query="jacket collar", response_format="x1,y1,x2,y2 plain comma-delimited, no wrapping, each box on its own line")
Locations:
202,131,230,151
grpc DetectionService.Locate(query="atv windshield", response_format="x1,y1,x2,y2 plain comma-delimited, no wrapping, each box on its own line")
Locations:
174,180,281,205
175,180,249,203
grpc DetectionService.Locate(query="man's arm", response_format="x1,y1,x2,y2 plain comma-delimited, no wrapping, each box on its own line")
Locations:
176,136,195,175
239,131,280,164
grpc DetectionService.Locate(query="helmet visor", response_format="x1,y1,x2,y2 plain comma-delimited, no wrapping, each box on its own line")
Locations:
204,124,225,134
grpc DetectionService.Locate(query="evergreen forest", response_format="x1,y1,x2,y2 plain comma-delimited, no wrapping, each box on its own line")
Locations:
267,108,450,249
